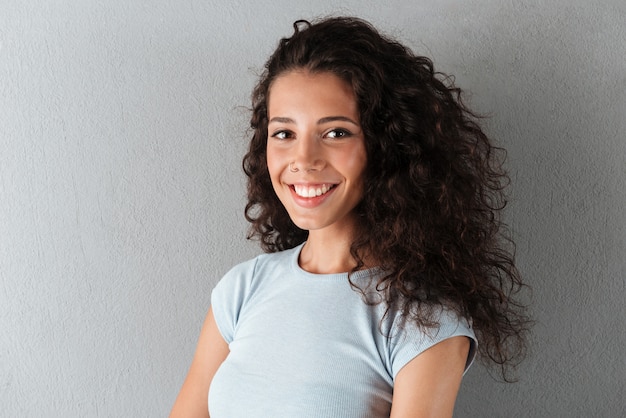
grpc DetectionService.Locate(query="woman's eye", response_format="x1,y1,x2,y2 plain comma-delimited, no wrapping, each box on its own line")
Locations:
326,129,350,139
271,130,293,140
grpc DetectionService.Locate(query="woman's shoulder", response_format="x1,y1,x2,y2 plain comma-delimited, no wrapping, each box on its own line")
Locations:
209,245,303,341
382,302,478,377
215,245,301,290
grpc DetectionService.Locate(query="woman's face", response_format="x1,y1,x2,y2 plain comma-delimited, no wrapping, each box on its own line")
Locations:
266,70,367,235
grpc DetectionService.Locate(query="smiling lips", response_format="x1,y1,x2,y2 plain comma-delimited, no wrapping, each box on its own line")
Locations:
292,184,336,198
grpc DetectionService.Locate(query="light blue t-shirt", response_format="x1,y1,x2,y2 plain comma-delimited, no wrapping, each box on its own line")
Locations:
209,244,476,418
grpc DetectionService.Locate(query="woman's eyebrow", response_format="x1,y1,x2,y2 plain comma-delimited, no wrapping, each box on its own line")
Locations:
268,116,294,124
317,116,359,126
268,116,359,125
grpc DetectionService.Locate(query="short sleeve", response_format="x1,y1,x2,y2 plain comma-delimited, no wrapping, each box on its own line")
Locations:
210,258,258,344
387,306,477,378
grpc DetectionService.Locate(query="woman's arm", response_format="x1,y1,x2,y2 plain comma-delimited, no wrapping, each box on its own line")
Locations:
169,307,229,418
390,336,470,418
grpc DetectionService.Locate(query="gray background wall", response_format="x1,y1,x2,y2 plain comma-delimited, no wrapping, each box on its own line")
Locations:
1,0,624,416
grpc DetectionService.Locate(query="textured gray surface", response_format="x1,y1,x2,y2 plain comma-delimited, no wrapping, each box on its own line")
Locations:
1,0,624,416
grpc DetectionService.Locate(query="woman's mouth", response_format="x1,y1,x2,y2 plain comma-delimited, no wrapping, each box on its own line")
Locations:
292,184,336,198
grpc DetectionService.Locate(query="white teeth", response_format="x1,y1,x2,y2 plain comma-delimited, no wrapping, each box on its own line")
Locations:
294,184,332,198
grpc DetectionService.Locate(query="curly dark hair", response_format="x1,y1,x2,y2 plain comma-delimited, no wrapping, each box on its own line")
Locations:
243,16,530,379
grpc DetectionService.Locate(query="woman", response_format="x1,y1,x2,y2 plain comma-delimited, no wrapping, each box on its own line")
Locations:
171,17,529,417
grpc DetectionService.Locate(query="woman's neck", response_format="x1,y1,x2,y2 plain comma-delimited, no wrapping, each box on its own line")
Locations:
298,233,356,274
298,219,374,274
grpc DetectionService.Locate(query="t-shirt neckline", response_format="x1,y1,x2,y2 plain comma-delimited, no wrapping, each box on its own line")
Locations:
289,242,381,281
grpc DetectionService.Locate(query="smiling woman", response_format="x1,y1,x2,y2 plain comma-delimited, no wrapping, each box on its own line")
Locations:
170,16,530,418
266,71,367,245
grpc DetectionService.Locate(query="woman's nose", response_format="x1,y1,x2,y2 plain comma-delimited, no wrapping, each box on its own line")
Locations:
290,136,326,172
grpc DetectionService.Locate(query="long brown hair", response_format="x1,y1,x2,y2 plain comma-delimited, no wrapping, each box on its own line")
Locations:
243,16,531,379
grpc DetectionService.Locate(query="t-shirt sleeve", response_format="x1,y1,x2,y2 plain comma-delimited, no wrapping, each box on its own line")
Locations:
210,258,258,344
387,306,477,379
